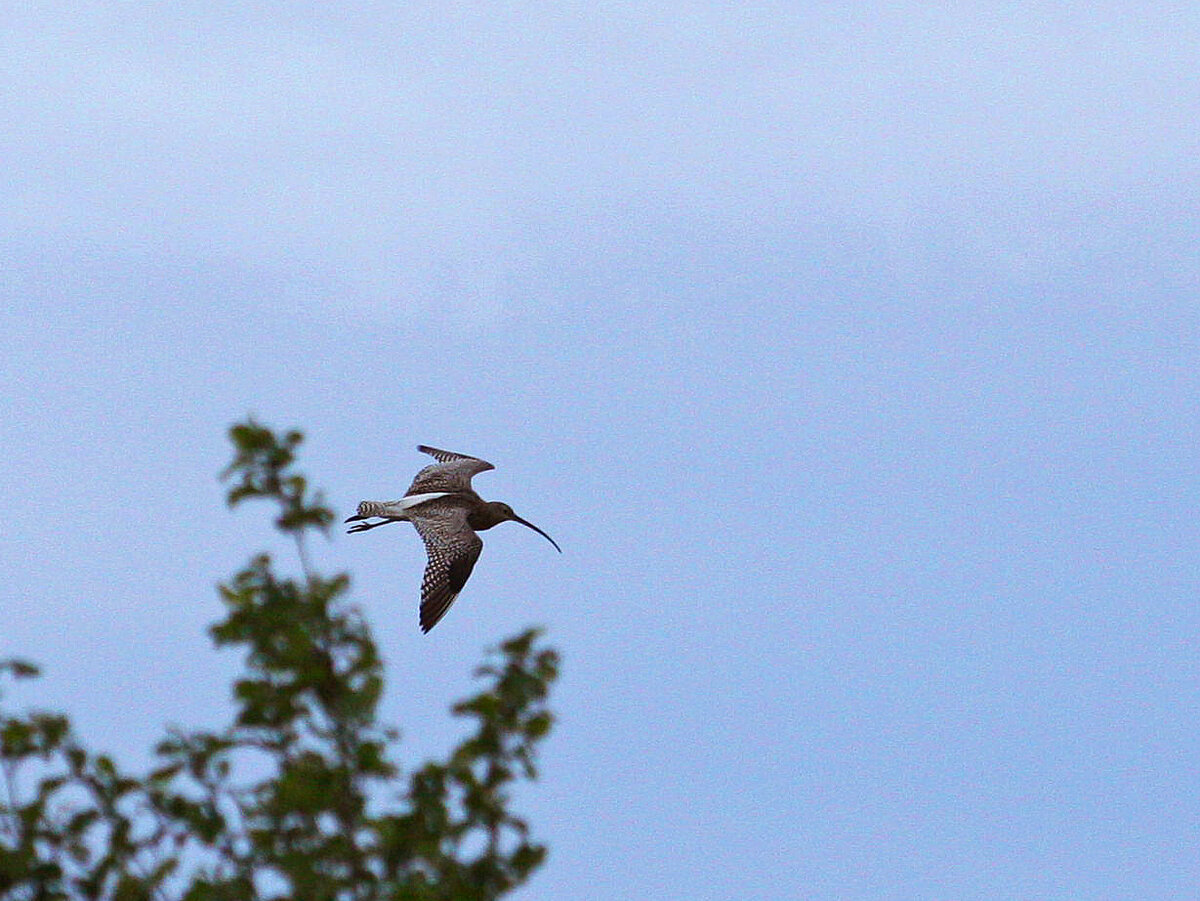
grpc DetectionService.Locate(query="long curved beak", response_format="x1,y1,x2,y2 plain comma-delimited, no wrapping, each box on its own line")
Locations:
511,514,562,553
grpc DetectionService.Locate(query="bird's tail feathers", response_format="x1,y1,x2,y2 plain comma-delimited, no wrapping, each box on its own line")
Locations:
355,500,392,518
353,493,450,520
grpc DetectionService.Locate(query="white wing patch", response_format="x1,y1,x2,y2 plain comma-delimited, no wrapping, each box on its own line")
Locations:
361,492,451,518
398,492,451,509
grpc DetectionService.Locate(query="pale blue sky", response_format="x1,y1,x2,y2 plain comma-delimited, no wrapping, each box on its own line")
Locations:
3,4,1199,898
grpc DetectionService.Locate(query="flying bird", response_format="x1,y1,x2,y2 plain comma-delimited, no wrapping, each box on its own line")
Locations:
346,445,561,633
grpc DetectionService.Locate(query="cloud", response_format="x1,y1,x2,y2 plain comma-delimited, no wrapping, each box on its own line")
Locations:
3,3,1197,312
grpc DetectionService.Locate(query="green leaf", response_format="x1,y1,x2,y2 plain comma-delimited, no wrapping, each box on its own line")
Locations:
0,659,41,679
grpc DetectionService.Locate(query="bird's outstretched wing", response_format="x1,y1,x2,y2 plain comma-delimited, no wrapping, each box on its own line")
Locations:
417,445,490,465
405,446,496,495
406,499,485,633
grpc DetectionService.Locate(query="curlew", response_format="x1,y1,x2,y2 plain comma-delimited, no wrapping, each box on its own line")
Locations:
346,445,561,632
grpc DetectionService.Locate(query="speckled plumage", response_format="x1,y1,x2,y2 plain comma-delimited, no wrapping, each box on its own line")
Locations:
407,446,495,494
408,498,484,633
346,445,560,633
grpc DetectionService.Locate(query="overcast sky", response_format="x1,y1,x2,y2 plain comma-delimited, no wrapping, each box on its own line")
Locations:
3,4,1199,898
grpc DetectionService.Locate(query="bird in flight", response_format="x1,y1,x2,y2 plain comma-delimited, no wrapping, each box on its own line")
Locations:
346,445,561,633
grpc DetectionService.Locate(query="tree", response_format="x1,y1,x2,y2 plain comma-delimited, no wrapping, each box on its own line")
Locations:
0,421,559,900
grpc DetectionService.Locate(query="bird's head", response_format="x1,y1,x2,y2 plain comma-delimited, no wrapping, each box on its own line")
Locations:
483,501,562,553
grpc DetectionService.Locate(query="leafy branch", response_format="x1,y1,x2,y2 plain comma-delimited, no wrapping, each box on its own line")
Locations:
0,420,558,900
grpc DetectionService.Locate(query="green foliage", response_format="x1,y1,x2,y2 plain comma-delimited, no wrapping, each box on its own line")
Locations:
0,420,558,900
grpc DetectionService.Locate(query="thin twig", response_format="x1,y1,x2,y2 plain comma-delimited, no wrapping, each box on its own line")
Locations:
1,757,20,840
294,532,314,585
